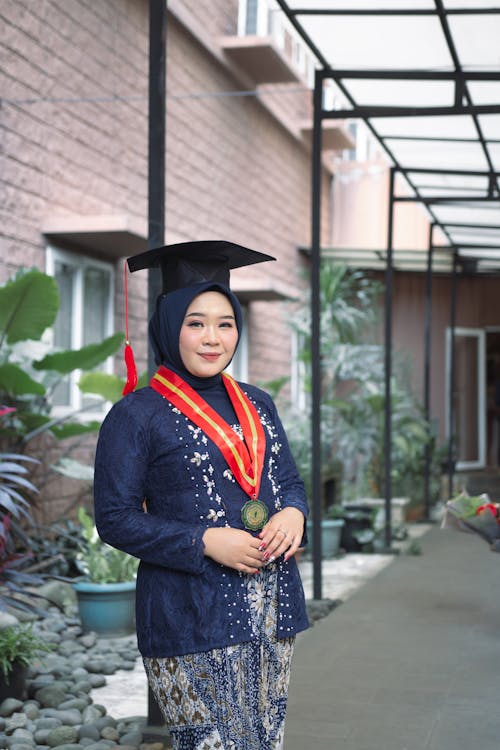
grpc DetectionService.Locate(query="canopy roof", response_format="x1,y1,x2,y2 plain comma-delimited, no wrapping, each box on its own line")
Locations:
277,1,500,273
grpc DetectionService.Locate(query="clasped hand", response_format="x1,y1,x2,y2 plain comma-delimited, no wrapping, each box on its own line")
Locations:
203,507,305,574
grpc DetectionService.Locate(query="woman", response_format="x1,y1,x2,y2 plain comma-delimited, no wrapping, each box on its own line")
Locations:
94,241,309,749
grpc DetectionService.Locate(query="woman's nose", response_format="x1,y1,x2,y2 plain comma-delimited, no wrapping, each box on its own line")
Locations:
203,325,219,344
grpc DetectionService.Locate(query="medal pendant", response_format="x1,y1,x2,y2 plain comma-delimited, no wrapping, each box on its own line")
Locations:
241,499,269,531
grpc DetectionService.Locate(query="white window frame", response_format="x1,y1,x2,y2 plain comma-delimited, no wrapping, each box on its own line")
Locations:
290,329,307,412
46,245,115,418
445,326,486,470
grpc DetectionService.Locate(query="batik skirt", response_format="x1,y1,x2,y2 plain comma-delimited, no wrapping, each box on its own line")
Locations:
143,564,295,750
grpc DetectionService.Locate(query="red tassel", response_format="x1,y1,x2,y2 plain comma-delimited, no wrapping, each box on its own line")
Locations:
122,341,138,395
122,260,138,395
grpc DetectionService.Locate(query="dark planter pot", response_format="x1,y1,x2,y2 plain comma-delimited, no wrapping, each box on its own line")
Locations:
340,505,374,552
0,661,28,702
72,580,136,637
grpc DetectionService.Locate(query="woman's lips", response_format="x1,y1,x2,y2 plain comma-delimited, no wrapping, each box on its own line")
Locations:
199,353,221,361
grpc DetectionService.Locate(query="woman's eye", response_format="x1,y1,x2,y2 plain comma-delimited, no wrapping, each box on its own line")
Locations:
187,321,203,328
219,322,234,329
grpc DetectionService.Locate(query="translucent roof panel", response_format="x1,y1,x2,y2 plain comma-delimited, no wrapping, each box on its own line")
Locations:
297,16,453,70
345,80,454,108
407,173,488,191
448,15,500,69
280,2,500,264
371,116,478,140
431,204,500,226
386,139,488,172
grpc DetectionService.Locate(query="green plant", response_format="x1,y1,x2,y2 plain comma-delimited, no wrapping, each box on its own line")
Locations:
0,623,51,682
0,267,124,446
76,507,138,584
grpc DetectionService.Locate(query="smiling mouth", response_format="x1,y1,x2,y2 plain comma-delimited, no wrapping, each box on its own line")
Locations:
199,353,221,360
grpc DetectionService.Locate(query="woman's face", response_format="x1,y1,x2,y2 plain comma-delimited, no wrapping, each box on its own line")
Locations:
179,291,239,377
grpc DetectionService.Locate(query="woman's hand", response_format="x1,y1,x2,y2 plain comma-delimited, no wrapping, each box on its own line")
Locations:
258,507,305,563
202,527,264,574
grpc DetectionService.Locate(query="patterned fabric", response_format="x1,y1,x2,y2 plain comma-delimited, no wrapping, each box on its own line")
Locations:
144,564,294,750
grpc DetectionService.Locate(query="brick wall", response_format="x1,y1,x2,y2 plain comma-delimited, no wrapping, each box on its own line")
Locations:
1,0,330,520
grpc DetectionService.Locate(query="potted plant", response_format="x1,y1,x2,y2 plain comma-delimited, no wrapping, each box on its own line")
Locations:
0,623,51,701
72,507,139,636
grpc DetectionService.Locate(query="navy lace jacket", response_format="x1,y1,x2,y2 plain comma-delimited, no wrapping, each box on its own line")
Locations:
94,381,310,657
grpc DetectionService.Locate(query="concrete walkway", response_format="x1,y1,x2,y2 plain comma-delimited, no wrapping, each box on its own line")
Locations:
285,525,500,750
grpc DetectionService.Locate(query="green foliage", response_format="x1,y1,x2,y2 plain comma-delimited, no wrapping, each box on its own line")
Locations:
0,269,59,346
79,370,148,404
0,268,124,445
283,260,444,510
0,624,52,681
76,507,138,584
33,333,124,374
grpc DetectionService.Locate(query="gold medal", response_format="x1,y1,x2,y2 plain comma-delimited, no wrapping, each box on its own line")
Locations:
241,499,269,531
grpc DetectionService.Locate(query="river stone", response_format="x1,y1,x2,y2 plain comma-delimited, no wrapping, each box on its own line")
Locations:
5,712,28,733
100,726,119,741
59,697,89,711
140,743,164,750
85,660,106,674
0,611,19,629
46,724,78,746
34,685,67,708
73,679,92,694
58,641,84,657
95,716,116,730
79,633,98,649
81,705,103,724
10,744,35,750
34,717,61,730
34,725,52,743
44,709,82,726
45,746,81,750
119,731,143,746
23,703,39,721
41,617,66,634
78,724,101,741
87,674,106,688
0,699,24,717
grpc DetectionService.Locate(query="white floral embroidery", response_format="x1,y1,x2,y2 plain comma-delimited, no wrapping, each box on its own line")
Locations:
206,508,225,522
190,451,208,466
171,406,181,415
223,469,234,482
188,425,202,440
271,442,281,455
203,474,216,496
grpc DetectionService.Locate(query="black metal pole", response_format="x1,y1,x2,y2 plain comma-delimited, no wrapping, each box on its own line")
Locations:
147,0,167,377
423,224,434,520
146,0,167,733
447,253,458,498
384,167,395,550
311,69,323,600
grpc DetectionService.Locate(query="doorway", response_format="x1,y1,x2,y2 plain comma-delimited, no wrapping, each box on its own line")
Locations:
486,329,500,468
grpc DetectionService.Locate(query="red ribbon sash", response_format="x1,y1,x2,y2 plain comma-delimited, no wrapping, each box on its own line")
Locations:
150,366,266,499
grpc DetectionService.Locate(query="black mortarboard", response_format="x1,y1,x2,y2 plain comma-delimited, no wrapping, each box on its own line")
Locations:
127,240,276,295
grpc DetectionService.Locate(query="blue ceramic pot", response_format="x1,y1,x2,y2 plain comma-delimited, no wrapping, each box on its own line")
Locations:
306,518,345,558
72,580,136,636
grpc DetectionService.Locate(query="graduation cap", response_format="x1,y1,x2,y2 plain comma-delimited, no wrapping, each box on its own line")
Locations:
127,240,276,295
121,240,276,396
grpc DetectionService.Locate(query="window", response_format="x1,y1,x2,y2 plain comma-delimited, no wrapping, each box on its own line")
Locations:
46,246,114,414
290,330,307,412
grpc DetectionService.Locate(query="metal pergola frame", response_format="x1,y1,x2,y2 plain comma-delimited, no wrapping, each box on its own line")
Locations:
276,1,500,599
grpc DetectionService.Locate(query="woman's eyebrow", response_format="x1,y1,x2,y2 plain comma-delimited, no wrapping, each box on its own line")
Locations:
184,312,235,319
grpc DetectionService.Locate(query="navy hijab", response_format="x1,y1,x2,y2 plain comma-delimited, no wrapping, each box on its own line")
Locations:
148,282,243,391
